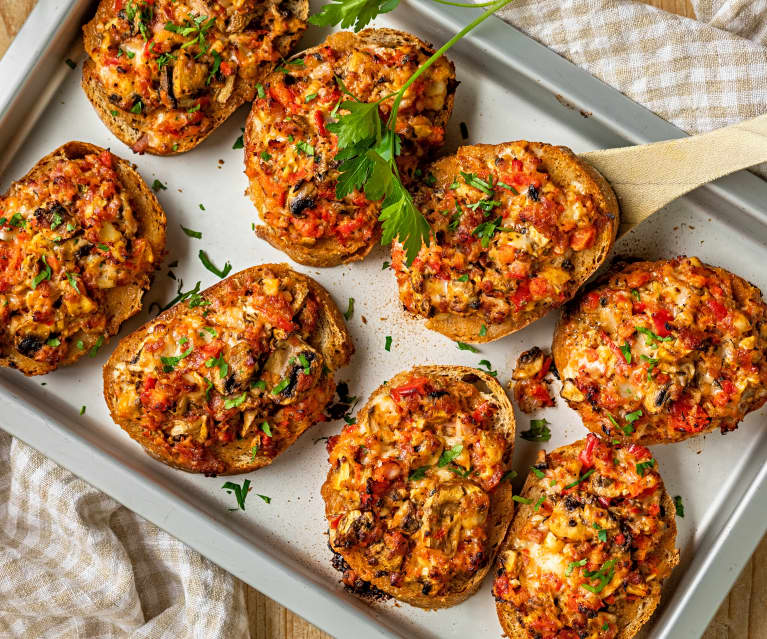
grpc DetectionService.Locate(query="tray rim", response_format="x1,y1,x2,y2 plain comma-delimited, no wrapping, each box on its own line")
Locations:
1,1,766,637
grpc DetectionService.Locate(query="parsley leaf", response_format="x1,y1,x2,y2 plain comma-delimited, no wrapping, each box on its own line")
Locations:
456,341,479,353
343,297,354,320
198,250,232,278
674,495,685,518
379,179,429,265
520,418,551,442
222,479,251,511
438,444,463,467
308,0,400,32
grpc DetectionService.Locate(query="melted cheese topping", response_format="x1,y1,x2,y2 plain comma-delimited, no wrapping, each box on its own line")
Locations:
324,371,511,595
392,142,610,327
107,267,334,474
0,149,157,370
557,257,767,443
86,0,304,153
245,31,453,259
493,435,672,639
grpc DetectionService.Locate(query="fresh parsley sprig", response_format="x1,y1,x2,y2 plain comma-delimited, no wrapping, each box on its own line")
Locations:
315,0,513,264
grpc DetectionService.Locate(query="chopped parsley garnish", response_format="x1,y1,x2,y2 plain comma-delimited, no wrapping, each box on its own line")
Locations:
636,458,656,476
205,354,228,378
674,495,685,517
456,341,479,353
260,421,272,436
50,212,63,229
257,494,272,504
582,559,616,594
564,468,595,489
187,103,201,113
251,380,266,390
46,337,60,347
640,354,659,380
625,409,643,432
97,243,110,251
530,466,545,479
160,344,193,372
31,255,52,289
343,297,354,320
619,342,632,364
256,83,265,98
384,336,392,351
565,558,587,576
272,378,290,395
305,92,318,102
206,50,222,84
593,522,608,542
202,327,217,337
198,250,232,278
222,479,251,511
501,469,518,483
459,121,469,139
382,261,390,270
479,324,487,337
512,495,532,505
89,335,104,357
477,359,497,377
180,225,202,239
80,405,86,415
76,340,84,350
130,99,143,114
224,392,247,409
250,445,259,460
298,353,311,375
636,326,673,346
497,180,519,194
199,204,205,211
460,171,494,196
260,151,271,161
457,274,469,282
472,217,511,247
295,140,315,156
65,58,77,69
232,135,244,149
8,213,26,228
533,496,546,511
520,418,551,442
631,288,640,300
409,465,429,481
437,444,463,467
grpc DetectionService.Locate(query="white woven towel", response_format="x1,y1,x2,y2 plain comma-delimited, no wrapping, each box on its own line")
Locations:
1,1,765,637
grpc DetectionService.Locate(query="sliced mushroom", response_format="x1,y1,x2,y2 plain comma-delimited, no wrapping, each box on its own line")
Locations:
217,74,235,103
333,509,380,548
288,180,318,217
263,334,322,405
422,482,485,557
172,51,209,100
159,64,177,109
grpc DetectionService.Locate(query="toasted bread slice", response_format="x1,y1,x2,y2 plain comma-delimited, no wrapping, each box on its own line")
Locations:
103,263,353,474
494,437,679,639
392,141,619,343
245,28,456,267
0,141,166,375
552,256,767,444
82,0,309,155
321,365,515,608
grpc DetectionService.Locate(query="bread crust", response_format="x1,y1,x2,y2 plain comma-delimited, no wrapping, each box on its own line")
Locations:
245,28,456,267
552,257,767,445
495,440,679,639
0,141,166,376
321,365,515,608
394,142,619,343
103,263,353,474
82,0,309,155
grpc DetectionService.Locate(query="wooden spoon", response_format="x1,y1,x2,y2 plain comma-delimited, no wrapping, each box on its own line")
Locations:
579,113,767,237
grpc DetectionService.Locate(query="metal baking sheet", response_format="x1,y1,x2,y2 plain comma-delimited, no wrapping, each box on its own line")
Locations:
2,1,767,637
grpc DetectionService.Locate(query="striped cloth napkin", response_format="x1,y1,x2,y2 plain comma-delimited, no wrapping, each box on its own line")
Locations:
0,0,764,637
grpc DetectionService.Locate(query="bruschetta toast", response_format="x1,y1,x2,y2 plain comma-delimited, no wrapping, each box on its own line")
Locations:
553,257,767,444
493,435,679,639
0,141,165,375
82,0,309,154
103,264,353,474
391,141,619,342
322,366,515,608
244,29,456,266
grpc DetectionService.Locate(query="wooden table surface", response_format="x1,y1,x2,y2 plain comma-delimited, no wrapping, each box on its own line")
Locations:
2,1,766,637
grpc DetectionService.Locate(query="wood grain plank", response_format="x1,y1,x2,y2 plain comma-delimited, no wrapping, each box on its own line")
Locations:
2,2,766,639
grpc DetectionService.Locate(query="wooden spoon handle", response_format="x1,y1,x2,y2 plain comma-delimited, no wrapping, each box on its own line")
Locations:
579,113,767,236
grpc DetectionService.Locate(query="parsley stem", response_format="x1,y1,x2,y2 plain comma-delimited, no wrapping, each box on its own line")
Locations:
387,0,514,128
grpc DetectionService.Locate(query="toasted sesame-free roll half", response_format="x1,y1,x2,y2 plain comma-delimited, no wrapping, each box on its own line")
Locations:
493,435,679,639
103,264,353,474
553,256,767,444
0,141,165,375
322,365,515,608
245,28,456,267
83,0,309,154
392,141,619,343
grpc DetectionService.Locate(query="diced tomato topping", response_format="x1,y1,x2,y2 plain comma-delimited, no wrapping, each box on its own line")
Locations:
570,226,595,251
510,280,532,310
314,110,328,137
390,377,430,402
708,296,728,321
583,290,601,311
529,276,552,300
652,308,673,337
579,433,598,468
670,398,711,433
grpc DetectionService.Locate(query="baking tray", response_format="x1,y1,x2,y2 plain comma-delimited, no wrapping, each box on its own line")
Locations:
2,1,767,637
